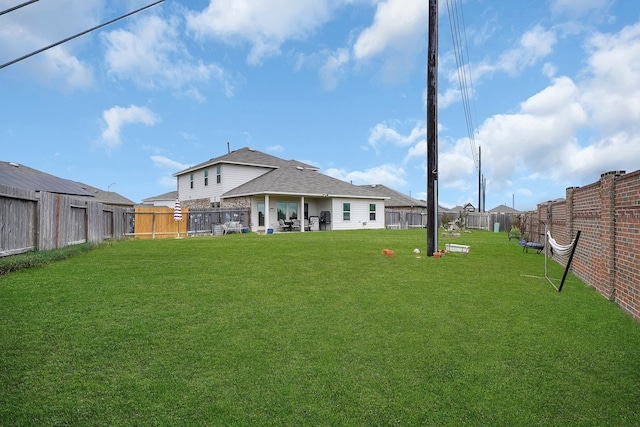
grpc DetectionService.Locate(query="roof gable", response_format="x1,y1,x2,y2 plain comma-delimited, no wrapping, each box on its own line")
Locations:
489,204,521,213
223,161,386,199
174,147,318,176
361,184,427,208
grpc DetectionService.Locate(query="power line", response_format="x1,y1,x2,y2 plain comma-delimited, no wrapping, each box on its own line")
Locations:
1,0,165,71
0,0,39,17
446,0,479,171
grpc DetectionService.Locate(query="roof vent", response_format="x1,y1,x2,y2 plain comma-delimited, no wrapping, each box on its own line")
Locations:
9,162,19,167
296,166,303,170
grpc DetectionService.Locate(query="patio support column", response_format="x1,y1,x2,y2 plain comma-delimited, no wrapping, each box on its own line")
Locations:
265,194,270,232
300,196,305,232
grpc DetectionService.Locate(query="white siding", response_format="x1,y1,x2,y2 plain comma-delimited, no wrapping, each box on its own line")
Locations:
178,164,272,204
222,164,270,194
331,198,385,231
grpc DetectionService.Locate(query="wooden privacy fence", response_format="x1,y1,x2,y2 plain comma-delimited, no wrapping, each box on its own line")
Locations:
1,184,129,257
126,207,189,239
384,210,427,229
124,207,250,239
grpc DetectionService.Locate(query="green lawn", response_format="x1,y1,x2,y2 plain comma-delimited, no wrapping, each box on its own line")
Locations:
1,230,639,426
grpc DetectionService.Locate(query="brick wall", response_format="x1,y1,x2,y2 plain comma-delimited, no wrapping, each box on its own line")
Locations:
524,170,640,322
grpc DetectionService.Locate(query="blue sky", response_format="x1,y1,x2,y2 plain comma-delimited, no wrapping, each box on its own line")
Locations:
1,0,639,210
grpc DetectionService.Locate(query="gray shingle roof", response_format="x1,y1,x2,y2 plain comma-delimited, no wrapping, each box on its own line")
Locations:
488,204,521,213
223,161,387,199
142,190,178,203
174,147,318,176
361,184,427,208
0,161,94,197
0,161,135,206
73,182,135,207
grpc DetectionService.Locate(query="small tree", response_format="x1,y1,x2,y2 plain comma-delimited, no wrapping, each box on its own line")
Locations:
456,210,468,231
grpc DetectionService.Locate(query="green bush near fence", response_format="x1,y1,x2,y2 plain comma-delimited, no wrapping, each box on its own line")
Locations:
1,229,639,425
0,242,103,276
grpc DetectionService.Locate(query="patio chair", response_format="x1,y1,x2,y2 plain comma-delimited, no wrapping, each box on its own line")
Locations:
518,239,544,254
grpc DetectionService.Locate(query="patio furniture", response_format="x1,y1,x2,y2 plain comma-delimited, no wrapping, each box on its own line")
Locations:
518,239,544,254
223,221,242,234
445,243,470,255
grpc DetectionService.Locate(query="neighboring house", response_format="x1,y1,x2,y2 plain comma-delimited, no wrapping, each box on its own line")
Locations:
0,161,134,207
141,190,178,208
488,204,521,214
173,147,388,232
363,184,427,211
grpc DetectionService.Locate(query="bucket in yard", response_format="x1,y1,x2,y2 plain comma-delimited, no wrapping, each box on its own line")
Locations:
267,228,274,234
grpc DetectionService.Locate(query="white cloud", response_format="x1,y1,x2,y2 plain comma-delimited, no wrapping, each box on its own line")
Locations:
551,0,614,18
581,23,640,133
0,0,102,88
186,0,338,65
151,155,190,171
494,25,557,77
103,14,232,97
319,48,350,90
438,138,478,191
351,0,427,81
325,164,407,187
98,105,159,149
352,0,427,61
468,20,640,195
453,25,557,88
368,121,426,151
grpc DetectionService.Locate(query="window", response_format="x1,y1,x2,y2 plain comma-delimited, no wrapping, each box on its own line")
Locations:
258,203,265,227
204,170,209,186
343,203,350,221
277,201,298,220
288,202,298,220
277,202,286,220
369,203,376,221
216,165,221,184
189,173,194,189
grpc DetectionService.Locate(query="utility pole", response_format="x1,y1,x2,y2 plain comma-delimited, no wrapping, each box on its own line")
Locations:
478,145,482,212
426,0,438,257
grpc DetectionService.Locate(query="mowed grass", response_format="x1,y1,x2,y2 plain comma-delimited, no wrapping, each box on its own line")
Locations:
1,230,639,426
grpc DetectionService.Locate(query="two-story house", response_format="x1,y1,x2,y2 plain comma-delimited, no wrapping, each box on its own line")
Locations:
173,147,388,232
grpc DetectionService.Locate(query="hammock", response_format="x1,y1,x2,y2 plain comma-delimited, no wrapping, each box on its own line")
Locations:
546,231,577,257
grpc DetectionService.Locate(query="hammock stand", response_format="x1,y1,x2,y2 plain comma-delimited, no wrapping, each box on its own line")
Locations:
522,225,581,292
544,227,581,292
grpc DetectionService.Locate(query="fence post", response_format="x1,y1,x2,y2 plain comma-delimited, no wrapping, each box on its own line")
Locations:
599,171,622,300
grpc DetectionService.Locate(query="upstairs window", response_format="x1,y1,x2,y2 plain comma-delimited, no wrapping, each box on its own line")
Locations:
204,170,209,186
190,173,194,189
343,203,351,221
369,203,376,221
216,165,221,184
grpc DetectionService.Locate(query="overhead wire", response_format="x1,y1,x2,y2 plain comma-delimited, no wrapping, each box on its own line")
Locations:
0,0,39,17
0,0,165,70
445,0,479,171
